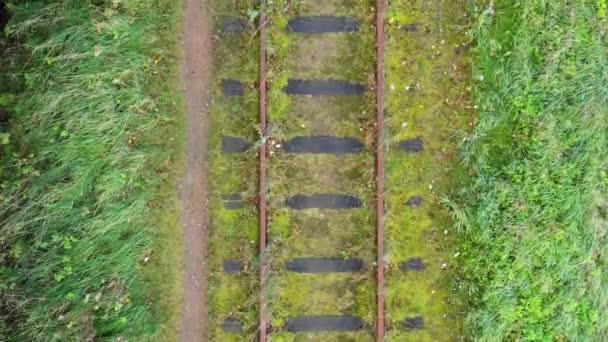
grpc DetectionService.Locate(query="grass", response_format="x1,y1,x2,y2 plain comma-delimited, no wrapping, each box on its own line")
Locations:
206,1,260,340
451,0,608,340
383,1,471,340
0,1,184,340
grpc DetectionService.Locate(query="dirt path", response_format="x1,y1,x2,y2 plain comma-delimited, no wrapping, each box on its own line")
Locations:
179,0,212,340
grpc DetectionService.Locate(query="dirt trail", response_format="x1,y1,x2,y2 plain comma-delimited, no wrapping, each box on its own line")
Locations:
179,0,212,340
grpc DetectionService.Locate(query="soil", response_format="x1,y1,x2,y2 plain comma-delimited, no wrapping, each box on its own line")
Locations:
178,0,213,340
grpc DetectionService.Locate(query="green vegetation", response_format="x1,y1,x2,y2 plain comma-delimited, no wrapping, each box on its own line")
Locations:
383,1,470,340
0,1,183,340
265,1,377,341
206,2,260,341
452,0,608,340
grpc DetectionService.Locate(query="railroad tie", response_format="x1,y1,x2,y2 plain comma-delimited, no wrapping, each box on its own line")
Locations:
405,195,423,208
284,79,364,96
286,16,360,33
221,79,244,96
221,16,246,32
285,194,362,210
399,136,424,153
222,136,251,154
222,194,245,210
286,257,363,273
223,259,243,275
403,316,425,330
284,315,364,332
221,319,243,333
281,136,364,154
401,23,419,33
399,257,425,271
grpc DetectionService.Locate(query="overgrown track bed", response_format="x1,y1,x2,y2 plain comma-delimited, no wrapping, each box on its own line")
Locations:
208,1,470,341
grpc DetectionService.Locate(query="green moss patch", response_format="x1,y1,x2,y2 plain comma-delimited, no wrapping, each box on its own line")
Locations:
453,1,608,340
384,0,471,341
207,1,261,340
265,1,377,341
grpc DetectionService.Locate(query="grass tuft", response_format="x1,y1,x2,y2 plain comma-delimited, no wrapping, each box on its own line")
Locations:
0,1,184,340
454,1,608,340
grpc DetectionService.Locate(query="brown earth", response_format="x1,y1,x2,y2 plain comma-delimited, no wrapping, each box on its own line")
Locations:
178,0,212,340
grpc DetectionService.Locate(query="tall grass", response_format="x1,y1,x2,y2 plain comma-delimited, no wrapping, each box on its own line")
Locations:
0,1,183,340
453,0,608,340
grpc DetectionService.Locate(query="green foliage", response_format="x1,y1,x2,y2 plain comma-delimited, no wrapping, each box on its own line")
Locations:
597,0,607,18
453,0,608,340
0,0,183,340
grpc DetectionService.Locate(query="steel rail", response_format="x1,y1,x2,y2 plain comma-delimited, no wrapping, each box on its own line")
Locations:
259,1,268,341
375,0,386,341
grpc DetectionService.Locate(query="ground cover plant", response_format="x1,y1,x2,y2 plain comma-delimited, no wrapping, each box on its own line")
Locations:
452,0,608,340
0,0,183,340
383,0,471,340
206,2,260,340
264,1,378,340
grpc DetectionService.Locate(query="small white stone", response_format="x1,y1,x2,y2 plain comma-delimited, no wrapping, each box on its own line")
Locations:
275,144,281,148
443,229,448,235
401,122,408,128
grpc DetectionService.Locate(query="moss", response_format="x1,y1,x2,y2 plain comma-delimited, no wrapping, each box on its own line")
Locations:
265,1,377,341
384,0,471,340
207,1,261,340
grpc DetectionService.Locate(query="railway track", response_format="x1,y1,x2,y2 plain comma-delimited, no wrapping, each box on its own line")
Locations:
210,1,467,341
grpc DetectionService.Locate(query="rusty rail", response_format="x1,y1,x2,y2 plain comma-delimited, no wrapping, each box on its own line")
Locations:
259,1,268,341
375,0,385,341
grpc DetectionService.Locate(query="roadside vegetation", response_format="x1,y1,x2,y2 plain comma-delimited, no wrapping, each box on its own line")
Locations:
452,1,608,340
0,1,183,340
